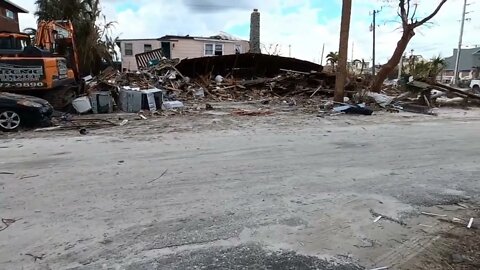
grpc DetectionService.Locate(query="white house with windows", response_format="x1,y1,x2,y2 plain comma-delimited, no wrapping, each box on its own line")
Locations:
117,33,250,71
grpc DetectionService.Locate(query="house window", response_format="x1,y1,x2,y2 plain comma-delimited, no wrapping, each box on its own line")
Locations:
204,43,223,56
125,43,133,56
5,9,15,19
144,44,152,52
204,44,214,56
235,44,242,54
215,44,223,56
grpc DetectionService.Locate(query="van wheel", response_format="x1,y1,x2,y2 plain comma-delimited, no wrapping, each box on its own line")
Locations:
0,110,21,131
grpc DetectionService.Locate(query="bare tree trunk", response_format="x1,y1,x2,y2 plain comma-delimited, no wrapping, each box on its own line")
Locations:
334,0,352,102
371,29,415,92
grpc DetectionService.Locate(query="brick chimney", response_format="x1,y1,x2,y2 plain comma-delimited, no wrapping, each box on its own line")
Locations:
250,9,261,54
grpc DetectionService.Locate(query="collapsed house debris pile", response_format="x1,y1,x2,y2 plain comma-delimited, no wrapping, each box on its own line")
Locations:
358,79,480,115
71,53,480,118
76,53,339,115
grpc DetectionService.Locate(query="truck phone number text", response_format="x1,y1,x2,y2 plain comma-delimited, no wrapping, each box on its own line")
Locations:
0,82,46,88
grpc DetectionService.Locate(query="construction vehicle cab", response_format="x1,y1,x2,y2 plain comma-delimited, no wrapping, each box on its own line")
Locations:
0,32,30,52
0,21,80,109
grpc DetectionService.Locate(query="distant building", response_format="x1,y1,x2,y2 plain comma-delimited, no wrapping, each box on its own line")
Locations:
402,54,428,75
117,33,250,71
348,60,370,75
442,47,480,83
0,0,28,32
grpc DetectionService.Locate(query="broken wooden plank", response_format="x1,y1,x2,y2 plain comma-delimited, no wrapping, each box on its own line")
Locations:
421,212,447,217
162,86,182,92
239,78,270,86
279,68,311,75
433,82,480,100
310,86,323,98
468,218,474,229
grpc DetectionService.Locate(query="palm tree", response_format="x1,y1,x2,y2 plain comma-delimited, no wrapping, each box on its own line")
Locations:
352,58,366,75
428,56,447,81
34,0,115,75
409,56,447,82
326,51,339,71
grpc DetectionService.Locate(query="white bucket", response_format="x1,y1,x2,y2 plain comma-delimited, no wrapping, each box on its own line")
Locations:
72,96,92,113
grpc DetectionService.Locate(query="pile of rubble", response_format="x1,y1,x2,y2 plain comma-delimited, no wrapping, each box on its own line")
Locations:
358,79,480,115
77,54,339,114
75,52,480,117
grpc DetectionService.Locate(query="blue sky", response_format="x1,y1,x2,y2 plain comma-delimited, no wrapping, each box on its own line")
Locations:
115,2,140,13
15,0,480,63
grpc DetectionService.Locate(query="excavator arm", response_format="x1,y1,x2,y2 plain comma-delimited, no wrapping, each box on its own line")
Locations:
35,20,80,79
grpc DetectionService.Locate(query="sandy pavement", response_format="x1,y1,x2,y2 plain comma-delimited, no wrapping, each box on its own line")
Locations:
1,105,480,269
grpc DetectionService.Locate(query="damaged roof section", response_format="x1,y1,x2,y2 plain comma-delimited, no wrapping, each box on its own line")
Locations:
176,53,324,79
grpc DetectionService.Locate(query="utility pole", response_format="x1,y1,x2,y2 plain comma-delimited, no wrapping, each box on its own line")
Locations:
453,0,468,86
410,49,415,71
398,53,405,80
289,44,292,57
320,43,325,65
334,0,352,103
371,9,380,76
351,41,354,62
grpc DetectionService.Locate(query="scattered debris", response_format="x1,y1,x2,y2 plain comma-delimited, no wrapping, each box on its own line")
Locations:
354,238,376,248
19,175,39,180
437,216,478,229
419,224,433,228
373,216,382,223
452,217,463,223
148,169,168,184
333,103,373,115
205,103,214,110
72,96,93,114
0,172,14,175
119,119,129,126
34,126,62,132
467,218,474,229
25,253,45,262
369,209,406,226
367,92,394,107
457,203,469,209
421,212,448,218
231,109,274,116
368,267,389,270
0,218,20,232
162,101,184,110
79,128,88,135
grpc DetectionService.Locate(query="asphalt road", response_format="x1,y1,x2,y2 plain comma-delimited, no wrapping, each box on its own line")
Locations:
1,114,479,269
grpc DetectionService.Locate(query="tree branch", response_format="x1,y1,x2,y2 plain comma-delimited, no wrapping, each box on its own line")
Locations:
414,0,448,27
410,3,418,24
398,0,409,27
406,0,411,19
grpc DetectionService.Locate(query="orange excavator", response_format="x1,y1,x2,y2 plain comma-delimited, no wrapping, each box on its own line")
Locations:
0,20,81,109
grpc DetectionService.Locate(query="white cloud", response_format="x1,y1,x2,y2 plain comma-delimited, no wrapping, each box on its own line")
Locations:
14,0,480,65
